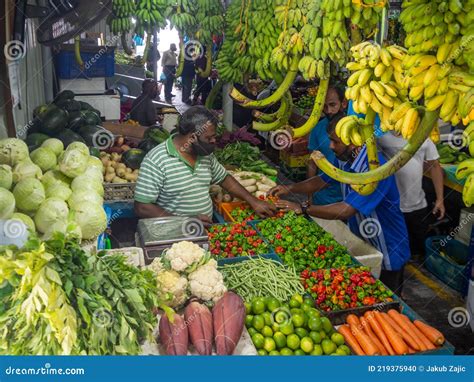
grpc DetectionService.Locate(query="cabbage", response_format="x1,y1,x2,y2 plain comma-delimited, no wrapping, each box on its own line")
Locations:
45,182,72,201
41,138,64,156
83,167,104,182
41,170,71,188
0,164,12,189
13,178,45,213
11,212,35,232
30,147,57,172
71,174,104,196
66,142,89,156
67,190,103,209
0,138,29,166
12,160,42,183
88,156,104,171
34,198,69,233
42,219,82,241
58,149,88,178
0,188,15,219
71,202,107,239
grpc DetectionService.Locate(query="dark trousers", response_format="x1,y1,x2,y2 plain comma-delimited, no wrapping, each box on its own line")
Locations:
194,76,212,104
380,267,405,295
163,65,176,100
181,75,193,103
403,206,433,258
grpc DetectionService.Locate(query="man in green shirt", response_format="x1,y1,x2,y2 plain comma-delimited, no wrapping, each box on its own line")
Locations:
134,106,276,224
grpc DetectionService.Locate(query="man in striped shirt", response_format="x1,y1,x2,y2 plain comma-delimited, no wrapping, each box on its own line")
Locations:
134,106,276,224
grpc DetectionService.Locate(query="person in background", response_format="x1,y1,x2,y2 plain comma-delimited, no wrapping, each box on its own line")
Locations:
161,43,178,104
307,84,346,206
193,50,213,105
181,56,195,105
270,113,410,294
378,132,445,262
134,106,276,224
130,79,159,126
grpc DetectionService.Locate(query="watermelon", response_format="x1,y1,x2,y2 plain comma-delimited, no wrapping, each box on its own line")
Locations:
122,149,146,170
38,105,68,135
56,129,85,148
25,133,50,151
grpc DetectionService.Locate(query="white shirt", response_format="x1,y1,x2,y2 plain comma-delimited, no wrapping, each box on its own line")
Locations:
377,132,439,213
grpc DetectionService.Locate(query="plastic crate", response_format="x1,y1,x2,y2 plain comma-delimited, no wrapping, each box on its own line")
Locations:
424,236,470,293
279,150,309,168
104,182,136,202
55,46,115,79
221,201,252,222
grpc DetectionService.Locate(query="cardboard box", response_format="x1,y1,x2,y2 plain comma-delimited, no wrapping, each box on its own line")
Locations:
102,121,147,139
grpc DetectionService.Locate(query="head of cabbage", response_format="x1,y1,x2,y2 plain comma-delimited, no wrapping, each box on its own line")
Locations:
0,164,12,190
42,219,82,242
71,202,107,240
0,138,29,166
67,142,89,156
83,167,104,183
71,174,104,196
30,147,57,172
12,160,42,183
58,149,88,178
67,190,103,209
88,156,104,171
11,212,35,232
13,178,45,213
0,188,15,219
45,182,72,201
42,170,71,188
41,138,64,156
34,197,69,234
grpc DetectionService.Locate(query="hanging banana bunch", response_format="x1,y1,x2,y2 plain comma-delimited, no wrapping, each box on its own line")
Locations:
108,0,136,35
350,0,387,40
135,0,168,37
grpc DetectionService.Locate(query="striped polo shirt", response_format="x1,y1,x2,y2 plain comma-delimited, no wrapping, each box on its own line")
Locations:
134,137,228,217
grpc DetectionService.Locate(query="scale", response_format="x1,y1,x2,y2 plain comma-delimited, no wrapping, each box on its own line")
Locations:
136,217,209,265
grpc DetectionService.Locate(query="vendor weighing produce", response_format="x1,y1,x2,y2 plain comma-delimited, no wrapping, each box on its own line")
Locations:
270,113,410,294
134,106,276,224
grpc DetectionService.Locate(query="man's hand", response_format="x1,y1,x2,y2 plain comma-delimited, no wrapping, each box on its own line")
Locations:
250,199,277,218
433,199,446,220
268,184,292,197
196,214,213,227
274,200,302,214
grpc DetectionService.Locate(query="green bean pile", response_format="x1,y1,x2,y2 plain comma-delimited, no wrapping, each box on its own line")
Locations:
219,257,305,302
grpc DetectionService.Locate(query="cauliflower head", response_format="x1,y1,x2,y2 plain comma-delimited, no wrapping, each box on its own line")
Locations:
149,258,188,308
188,259,227,302
163,241,207,273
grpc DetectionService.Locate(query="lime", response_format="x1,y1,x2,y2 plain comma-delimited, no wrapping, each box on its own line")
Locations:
266,297,281,312
294,349,306,356
273,308,291,324
269,350,280,356
311,344,323,355
289,296,302,309
247,327,258,337
319,330,327,340
295,327,309,339
245,315,254,328
306,308,320,318
262,312,273,326
335,348,347,356
287,334,300,350
280,347,293,356
300,336,314,353
301,303,312,313
252,333,265,349
303,297,313,306
263,337,277,353
308,316,322,331
331,333,345,346
320,317,333,333
272,323,281,333
261,325,273,338
257,349,268,356
321,339,337,355
309,331,322,344
252,315,265,331
252,298,266,315
273,332,287,349
245,302,252,314
279,322,294,336
338,344,351,355
291,313,306,328
292,293,304,305
290,308,304,316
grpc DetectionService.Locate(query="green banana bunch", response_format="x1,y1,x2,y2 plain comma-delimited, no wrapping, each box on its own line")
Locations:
108,0,135,34
136,0,167,31
350,0,386,38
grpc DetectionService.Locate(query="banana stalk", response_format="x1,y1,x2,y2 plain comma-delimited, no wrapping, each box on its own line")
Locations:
291,78,329,138
252,95,291,131
312,110,439,185
74,36,84,69
197,43,213,78
141,33,152,65
175,35,185,77
205,79,223,109
230,55,300,108
254,91,292,123
121,32,133,56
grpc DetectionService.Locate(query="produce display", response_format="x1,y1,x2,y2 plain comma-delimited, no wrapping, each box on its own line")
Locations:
257,212,352,272
229,205,257,223
302,267,394,312
0,234,163,355
0,138,107,240
219,256,304,302
100,151,140,183
295,94,316,111
208,222,269,258
437,143,469,164
246,294,350,356
338,310,445,356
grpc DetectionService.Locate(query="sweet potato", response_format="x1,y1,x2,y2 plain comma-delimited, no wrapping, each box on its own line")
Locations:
158,313,189,355
212,291,246,355
185,300,213,355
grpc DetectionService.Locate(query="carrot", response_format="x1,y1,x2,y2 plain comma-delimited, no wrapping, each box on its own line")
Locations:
414,320,445,346
387,310,424,351
383,312,420,351
339,324,365,355
364,311,395,356
361,316,388,355
347,314,362,327
350,323,380,355
407,346,416,354
374,311,408,355
398,313,435,351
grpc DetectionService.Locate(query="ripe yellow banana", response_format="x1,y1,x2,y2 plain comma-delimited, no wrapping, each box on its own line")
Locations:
389,101,412,124
360,85,373,104
425,94,447,111
463,173,474,207
456,158,474,180
401,107,418,139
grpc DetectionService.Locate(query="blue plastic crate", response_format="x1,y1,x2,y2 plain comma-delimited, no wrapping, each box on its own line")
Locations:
217,253,282,267
55,47,115,79
424,236,469,293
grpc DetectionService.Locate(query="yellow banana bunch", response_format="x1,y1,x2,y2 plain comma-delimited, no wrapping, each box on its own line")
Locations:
456,157,474,207
335,115,367,146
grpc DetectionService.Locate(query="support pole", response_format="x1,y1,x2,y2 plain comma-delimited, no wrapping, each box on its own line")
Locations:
222,82,233,131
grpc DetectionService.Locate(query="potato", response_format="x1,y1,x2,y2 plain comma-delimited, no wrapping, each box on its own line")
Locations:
117,163,126,169
104,173,115,182
110,161,119,169
112,176,125,183
101,157,109,166
106,166,115,174
100,151,107,157
116,168,126,177
126,168,132,173
111,152,120,161
124,173,135,181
